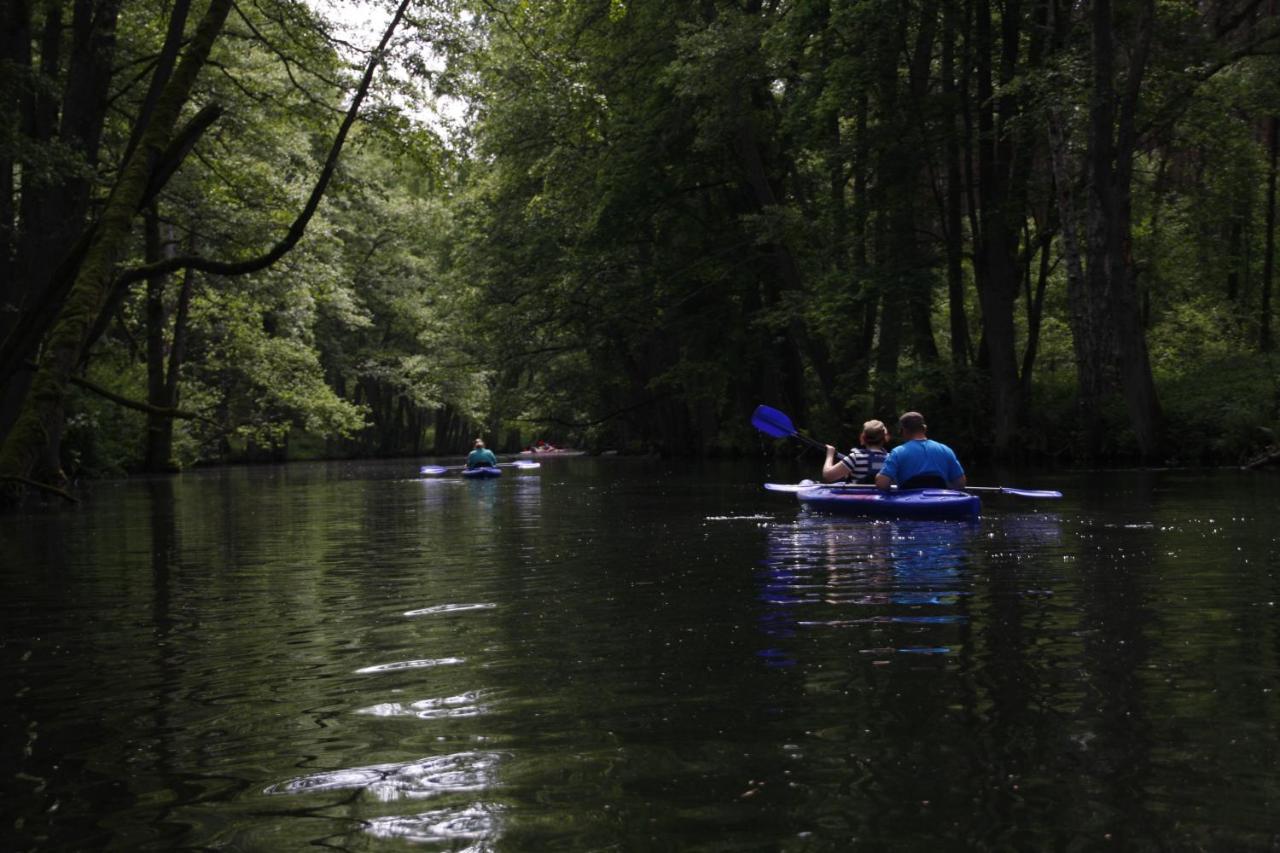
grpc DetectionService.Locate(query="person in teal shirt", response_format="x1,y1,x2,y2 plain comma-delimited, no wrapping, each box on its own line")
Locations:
875,411,966,490
466,438,498,469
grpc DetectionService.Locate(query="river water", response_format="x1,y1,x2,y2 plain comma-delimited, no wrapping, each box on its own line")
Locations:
2,458,1278,850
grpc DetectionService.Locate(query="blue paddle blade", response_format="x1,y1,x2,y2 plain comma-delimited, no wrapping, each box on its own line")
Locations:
751,404,796,438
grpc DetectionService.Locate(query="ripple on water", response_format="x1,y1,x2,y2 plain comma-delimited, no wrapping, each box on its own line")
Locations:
403,603,497,617
366,803,504,845
355,690,495,719
264,751,503,800
355,657,465,674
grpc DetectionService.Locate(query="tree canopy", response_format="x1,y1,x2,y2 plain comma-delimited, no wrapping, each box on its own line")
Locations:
3,0,1279,502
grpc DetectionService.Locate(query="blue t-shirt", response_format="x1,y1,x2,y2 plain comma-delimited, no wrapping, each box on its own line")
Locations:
466,448,498,469
879,439,964,487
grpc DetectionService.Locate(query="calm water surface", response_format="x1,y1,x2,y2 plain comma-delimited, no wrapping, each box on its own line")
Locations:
2,458,1279,850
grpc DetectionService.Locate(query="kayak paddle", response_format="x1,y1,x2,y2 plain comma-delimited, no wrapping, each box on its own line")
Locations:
420,460,542,475
751,403,858,470
961,485,1062,499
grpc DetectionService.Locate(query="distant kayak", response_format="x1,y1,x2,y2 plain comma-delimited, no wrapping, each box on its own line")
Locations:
766,482,980,520
516,448,586,457
420,460,540,477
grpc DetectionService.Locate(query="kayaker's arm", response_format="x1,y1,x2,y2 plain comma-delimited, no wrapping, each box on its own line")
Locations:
822,445,853,482
874,473,893,490
948,474,967,489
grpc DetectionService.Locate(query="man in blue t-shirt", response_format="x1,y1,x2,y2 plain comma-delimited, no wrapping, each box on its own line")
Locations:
875,411,966,490
466,438,499,469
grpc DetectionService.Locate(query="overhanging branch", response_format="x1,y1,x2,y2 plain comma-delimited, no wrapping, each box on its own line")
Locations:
68,372,218,425
110,0,415,290
1,476,79,504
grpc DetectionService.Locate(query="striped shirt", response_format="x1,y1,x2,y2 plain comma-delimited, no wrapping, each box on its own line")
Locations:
837,447,887,484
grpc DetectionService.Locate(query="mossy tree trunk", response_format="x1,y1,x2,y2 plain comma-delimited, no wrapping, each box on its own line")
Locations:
0,0,233,503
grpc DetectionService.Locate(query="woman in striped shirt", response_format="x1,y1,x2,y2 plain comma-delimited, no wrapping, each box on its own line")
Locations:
821,419,889,484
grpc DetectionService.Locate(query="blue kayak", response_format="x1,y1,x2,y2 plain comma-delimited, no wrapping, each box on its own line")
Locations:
766,482,980,520
461,466,502,479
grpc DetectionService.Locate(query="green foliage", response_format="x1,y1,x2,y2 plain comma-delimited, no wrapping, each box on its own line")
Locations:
14,0,1280,478
61,355,149,477
1160,355,1280,464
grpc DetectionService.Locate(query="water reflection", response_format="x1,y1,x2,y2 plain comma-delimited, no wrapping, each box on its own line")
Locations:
366,803,504,846
254,468,526,849
404,603,498,617
9,462,1280,850
266,751,502,799
355,689,497,720
758,512,976,665
354,656,466,674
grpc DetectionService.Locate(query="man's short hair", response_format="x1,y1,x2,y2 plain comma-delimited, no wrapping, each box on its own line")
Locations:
898,411,926,434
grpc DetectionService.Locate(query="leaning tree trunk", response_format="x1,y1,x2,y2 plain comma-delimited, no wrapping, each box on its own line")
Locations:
0,0,233,502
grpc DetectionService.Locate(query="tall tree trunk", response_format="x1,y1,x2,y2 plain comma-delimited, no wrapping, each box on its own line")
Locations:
871,3,909,416
0,0,32,295
0,0,234,501
972,0,1024,452
1261,115,1277,352
1226,217,1244,303
142,205,189,472
1020,227,1053,394
1085,0,1161,458
1047,108,1107,454
731,118,816,420
143,206,170,471
906,0,940,366
6,0,121,350
2,0,122,446
847,90,875,396
941,0,972,371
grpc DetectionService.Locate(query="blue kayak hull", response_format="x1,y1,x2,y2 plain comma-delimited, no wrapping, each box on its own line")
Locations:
795,486,979,520
461,466,502,479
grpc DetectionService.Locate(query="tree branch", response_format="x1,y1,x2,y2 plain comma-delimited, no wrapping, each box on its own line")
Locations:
0,102,223,385
68,372,217,424
0,476,79,504
110,0,415,291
